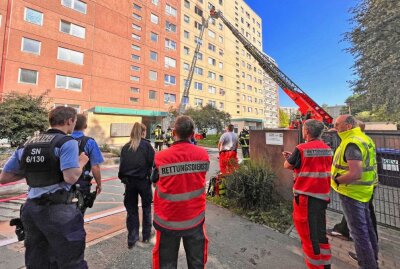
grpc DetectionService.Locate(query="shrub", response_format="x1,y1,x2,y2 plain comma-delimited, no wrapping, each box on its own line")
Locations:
224,162,281,211
100,144,111,152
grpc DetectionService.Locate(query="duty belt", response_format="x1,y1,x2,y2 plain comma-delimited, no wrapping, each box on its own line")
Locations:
30,189,77,205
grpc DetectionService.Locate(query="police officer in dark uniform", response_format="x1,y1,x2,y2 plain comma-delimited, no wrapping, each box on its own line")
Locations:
239,127,250,160
72,114,104,215
0,106,89,269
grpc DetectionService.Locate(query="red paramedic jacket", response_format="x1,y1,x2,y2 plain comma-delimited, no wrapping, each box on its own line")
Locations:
293,140,333,201
154,141,210,231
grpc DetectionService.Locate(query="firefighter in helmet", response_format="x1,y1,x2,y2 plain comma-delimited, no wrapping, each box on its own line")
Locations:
152,124,164,151
165,127,174,147
239,127,250,161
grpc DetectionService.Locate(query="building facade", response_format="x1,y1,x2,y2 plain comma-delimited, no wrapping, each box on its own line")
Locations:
0,0,278,143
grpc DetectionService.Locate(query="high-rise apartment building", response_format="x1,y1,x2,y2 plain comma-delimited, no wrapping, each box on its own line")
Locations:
0,0,278,143
263,54,279,128
0,0,180,143
180,0,269,131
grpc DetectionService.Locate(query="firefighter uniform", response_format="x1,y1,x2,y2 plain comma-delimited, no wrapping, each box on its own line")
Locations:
151,141,210,269
3,129,87,268
153,125,165,151
288,140,333,269
165,128,174,148
239,129,250,161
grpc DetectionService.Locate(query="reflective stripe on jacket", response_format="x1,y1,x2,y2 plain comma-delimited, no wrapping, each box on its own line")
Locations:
331,127,377,202
293,140,333,201
154,141,209,230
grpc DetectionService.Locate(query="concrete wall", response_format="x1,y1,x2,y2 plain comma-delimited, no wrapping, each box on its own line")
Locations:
250,129,300,201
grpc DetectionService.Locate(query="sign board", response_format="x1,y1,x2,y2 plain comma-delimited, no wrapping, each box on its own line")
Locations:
382,158,399,172
266,132,283,145
110,123,134,137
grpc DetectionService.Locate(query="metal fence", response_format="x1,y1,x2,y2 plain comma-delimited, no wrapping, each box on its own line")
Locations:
328,131,400,230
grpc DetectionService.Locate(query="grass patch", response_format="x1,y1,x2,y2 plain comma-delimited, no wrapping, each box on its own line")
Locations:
207,195,292,233
197,134,220,148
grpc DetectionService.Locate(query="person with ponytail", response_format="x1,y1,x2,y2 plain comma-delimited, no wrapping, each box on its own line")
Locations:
118,122,155,248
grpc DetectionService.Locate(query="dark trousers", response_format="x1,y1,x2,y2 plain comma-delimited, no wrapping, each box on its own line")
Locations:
340,194,379,269
242,147,250,159
155,142,163,151
124,179,152,244
293,195,331,269
153,224,208,269
333,194,378,240
75,180,91,215
21,200,87,269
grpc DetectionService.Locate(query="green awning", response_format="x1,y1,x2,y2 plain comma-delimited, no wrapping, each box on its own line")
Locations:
93,106,168,117
231,118,263,123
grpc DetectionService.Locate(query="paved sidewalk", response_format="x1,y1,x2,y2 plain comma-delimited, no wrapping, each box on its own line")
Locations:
85,203,354,269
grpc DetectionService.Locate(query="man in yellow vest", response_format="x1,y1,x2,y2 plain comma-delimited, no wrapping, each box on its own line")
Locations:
331,115,378,269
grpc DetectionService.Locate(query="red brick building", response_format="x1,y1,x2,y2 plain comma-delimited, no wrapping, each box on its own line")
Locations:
0,0,180,143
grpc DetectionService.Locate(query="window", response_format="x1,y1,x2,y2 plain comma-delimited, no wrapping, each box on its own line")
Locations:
164,93,176,103
208,86,216,94
164,75,176,85
208,71,216,79
194,82,203,90
24,8,43,25
218,23,223,30
56,74,82,90
165,4,177,17
194,36,202,45
131,65,140,71
149,90,157,100
219,0,223,5
19,68,38,84
196,52,203,60
130,97,139,103
194,21,202,30
131,54,140,61
219,88,225,95
133,4,142,11
184,0,190,8
165,56,176,68
194,98,203,106
248,96,252,102
194,6,203,17
131,44,140,51
183,63,189,71
149,70,157,81
152,0,159,5
151,13,159,24
130,87,140,93
57,47,84,65
248,107,252,113
132,23,141,31
218,36,223,43
60,20,85,38
130,75,139,82
208,30,215,38
208,100,216,107
184,15,190,23
208,43,216,52
208,57,216,66
219,102,224,109
54,103,80,112
166,21,176,32
150,32,158,42
194,67,203,75
219,62,223,69
165,39,176,50
61,0,87,14
183,46,190,55
184,31,189,39
131,33,140,40
150,51,158,61
132,13,142,21
219,75,224,81
208,2,214,10
219,49,224,56
21,37,41,54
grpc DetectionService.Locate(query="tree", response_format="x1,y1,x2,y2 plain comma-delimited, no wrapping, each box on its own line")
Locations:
346,0,400,121
278,109,290,128
184,104,231,133
0,92,49,147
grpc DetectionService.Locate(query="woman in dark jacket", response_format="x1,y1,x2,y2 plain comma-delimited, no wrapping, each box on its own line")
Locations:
118,122,155,248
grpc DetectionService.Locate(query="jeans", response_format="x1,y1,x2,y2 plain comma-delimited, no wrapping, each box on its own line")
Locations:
124,179,152,244
340,194,379,269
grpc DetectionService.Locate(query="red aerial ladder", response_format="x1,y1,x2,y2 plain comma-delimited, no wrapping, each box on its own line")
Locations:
207,7,333,127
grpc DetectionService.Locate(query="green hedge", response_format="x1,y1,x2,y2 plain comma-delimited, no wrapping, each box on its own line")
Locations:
196,134,220,148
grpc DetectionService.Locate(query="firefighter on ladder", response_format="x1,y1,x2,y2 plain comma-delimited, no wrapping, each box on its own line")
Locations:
152,124,165,151
283,119,333,269
239,127,250,161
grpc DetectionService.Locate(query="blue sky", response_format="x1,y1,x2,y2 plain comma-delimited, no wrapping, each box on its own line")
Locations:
244,0,357,107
